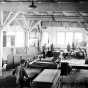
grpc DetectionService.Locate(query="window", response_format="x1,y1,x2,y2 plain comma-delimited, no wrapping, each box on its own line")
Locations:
57,32,65,48
28,32,39,46
15,32,24,47
74,32,83,43
6,31,24,47
30,32,36,38
66,32,73,46
11,36,15,47
7,31,15,47
57,32,82,48
41,32,49,46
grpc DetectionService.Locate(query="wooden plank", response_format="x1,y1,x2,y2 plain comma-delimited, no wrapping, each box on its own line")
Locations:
0,30,3,76
33,69,60,83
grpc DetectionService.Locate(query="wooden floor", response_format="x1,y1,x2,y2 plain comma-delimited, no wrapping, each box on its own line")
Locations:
1,69,88,88
60,69,88,88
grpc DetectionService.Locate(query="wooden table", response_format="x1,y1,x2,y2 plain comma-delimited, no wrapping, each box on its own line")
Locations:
32,69,60,88
40,57,54,62
25,68,42,79
60,59,88,69
29,61,57,69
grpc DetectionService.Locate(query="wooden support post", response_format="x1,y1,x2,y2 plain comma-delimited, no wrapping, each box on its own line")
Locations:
0,9,3,25
22,15,28,29
29,20,34,32
0,29,3,76
24,29,28,56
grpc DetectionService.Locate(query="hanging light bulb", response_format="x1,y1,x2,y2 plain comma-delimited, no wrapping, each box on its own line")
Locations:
29,0,36,8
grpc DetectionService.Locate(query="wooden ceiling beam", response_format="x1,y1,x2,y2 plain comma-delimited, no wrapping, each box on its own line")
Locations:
21,14,28,29
6,11,21,25
24,16,87,22
31,20,41,32
3,11,13,25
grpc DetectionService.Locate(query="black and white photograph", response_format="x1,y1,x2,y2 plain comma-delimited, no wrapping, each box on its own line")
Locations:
0,0,88,88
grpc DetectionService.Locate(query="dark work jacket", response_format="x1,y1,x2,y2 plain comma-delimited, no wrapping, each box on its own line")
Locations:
12,66,28,83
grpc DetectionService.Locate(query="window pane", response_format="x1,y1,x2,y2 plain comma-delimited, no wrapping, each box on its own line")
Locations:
74,32,83,43
15,32,24,47
11,36,15,46
57,32,65,48
30,32,36,38
41,32,49,46
66,32,73,46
